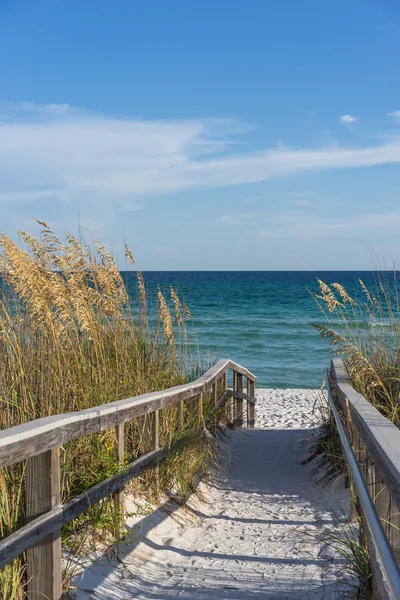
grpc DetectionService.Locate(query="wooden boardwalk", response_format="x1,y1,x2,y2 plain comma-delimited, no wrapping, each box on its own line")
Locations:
75,389,347,599
2,358,400,598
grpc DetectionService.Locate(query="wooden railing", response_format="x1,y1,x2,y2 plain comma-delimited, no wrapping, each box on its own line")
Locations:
330,358,400,599
0,359,256,600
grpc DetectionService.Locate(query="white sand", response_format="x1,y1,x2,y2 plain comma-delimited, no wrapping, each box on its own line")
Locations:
74,389,349,599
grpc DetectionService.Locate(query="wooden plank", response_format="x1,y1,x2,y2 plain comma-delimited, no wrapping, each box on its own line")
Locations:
0,449,161,569
25,448,62,600
247,379,255,428
226,360,257,382
388,494,400,566
198,392,203,424
152,410,159,451
235,374,244,427
0,356,258,574
331,358,400,508
152,410,159,494
211,382,217,436
0,359,255,471
349,427,360,522
232,372,238,425
0,360,234,469
114,422,125,527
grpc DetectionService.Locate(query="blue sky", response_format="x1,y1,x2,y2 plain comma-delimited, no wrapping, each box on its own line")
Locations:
1,0,400,269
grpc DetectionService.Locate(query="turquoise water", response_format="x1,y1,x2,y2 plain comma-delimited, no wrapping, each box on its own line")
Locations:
125,271,393,388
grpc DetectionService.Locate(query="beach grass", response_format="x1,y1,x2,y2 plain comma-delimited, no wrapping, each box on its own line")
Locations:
0,221,210,598
311,273,400,425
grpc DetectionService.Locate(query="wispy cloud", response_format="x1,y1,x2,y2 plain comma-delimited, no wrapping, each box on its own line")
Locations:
1,102,400,210
257,211,400,240
388,110,400,119
340,114,358,123
0,101,72,119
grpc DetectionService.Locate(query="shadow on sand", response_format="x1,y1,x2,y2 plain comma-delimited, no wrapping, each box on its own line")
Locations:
74,427,347,599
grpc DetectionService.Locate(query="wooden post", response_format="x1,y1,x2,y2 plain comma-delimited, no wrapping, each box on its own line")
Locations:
350,427,360,522
26,448,62,600
152,409,159,452
222,371,230,425
179,400,184,430
247,379,255,428
211,382,217,436
388,494,400,566
236,373,244,427
198,391,203,424
232,372,237,425
114,422,125,527
152,410,159,494
375,471,391,542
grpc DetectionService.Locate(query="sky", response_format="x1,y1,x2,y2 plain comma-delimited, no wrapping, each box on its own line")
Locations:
1,0,400,270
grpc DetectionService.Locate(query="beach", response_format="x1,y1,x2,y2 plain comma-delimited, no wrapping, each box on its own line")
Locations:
74,388,349,599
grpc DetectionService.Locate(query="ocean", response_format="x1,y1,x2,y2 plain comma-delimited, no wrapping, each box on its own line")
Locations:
125,271,390,389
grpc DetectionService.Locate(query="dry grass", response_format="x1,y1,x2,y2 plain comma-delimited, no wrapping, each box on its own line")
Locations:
311,273,400,425
0,222,213,598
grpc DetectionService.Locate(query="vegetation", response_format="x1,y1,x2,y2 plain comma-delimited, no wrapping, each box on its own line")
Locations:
316,505,372,600
311,274,400,425
0,221,216,598
303,388,345,484
310,273,400,597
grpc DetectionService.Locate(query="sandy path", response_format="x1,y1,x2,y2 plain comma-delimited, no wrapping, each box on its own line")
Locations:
75,389,347,599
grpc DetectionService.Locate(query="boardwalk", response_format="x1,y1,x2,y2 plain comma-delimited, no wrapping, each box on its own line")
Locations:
75,390,348,599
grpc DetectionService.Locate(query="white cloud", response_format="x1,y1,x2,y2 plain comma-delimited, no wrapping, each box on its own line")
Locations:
388,110,400,119
0,102,400,211
340,114,358,123
0,102,71,118
257,211,400,240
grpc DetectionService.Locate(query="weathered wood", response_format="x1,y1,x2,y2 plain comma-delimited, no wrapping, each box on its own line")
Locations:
0,358,257,582
114,422,125,526
350,427,360,522
232,372,238,425
211,382,217,436
366,456,377,510
0,359,256,470
152,410,159,493
331,359,400,595
331,358,400,508
247,379,255,428
152,410,159,451
26,448,62,600
213,390,233,414
235,373,244,427
0,449,161,569
388,495,400,565
198,392,203,424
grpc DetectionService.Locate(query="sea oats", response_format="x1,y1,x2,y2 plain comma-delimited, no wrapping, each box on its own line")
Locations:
158,289,175,344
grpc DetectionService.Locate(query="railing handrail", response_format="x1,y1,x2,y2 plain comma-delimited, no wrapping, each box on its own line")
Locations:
331,358,400,508
0,358,256,470
326,368,400,599
0,358,256,597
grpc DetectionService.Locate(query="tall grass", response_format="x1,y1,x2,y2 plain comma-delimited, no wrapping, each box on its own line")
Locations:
311,274,400,425
0,221,210,598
